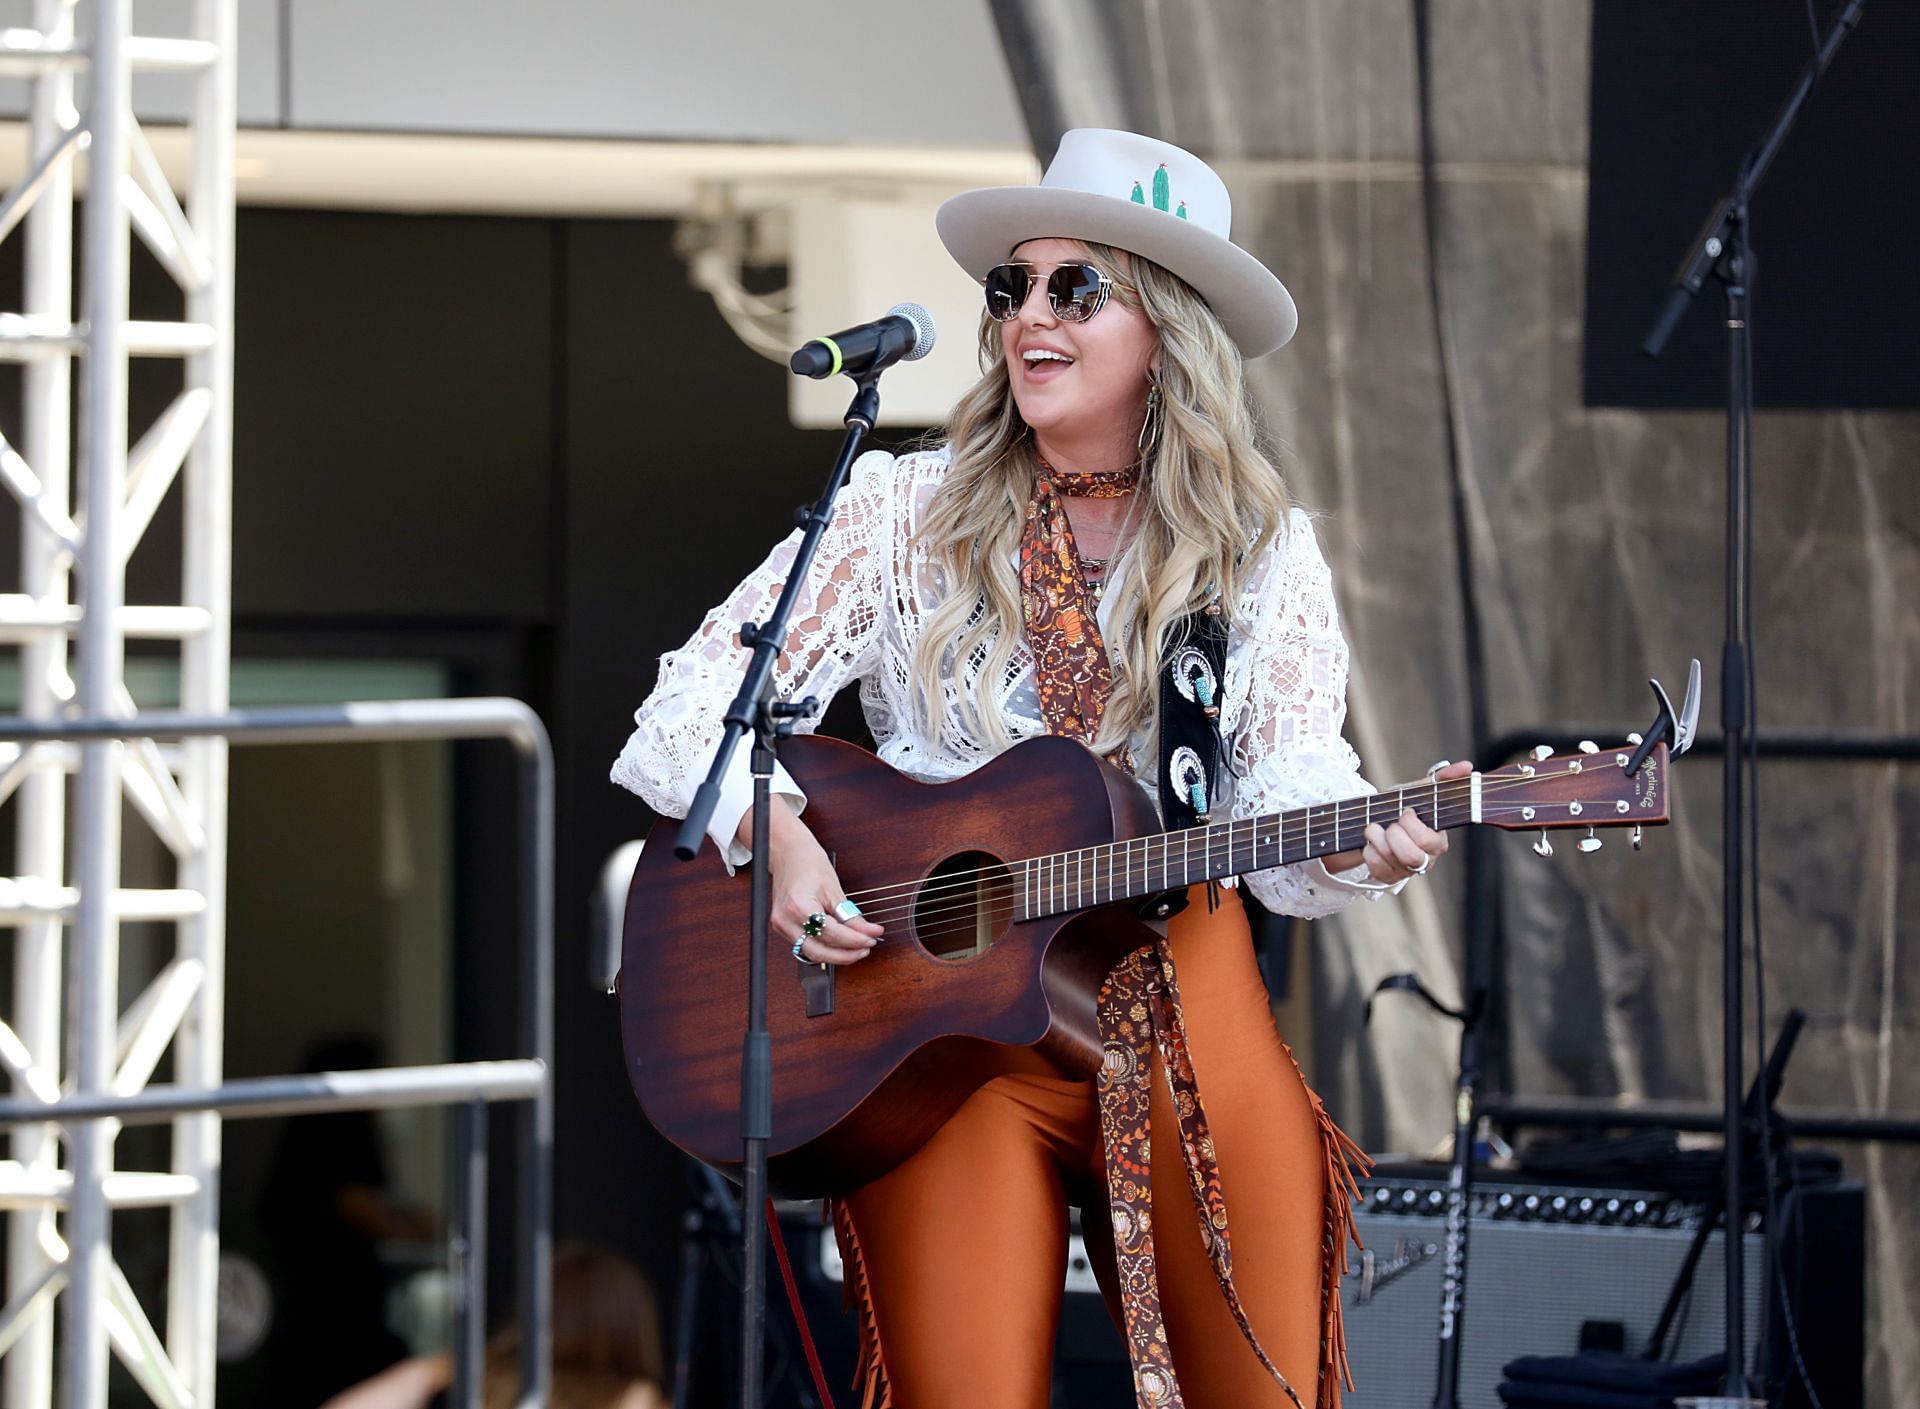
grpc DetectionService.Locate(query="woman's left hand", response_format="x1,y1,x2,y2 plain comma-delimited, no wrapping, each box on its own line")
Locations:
1324,760,1471,884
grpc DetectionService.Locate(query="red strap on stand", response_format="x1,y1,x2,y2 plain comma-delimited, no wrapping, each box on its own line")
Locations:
766,1198,838,1409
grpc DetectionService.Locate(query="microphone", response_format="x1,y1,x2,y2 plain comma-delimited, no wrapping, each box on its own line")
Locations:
789,303,936,380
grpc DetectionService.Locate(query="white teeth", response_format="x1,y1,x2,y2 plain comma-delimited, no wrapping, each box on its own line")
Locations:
1023,349,1073,364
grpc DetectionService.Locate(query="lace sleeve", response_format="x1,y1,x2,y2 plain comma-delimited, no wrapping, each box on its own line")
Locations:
610,450,896,859
1229,512,1393,919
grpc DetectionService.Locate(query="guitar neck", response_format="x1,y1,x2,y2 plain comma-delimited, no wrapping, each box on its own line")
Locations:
1015,773,1480,922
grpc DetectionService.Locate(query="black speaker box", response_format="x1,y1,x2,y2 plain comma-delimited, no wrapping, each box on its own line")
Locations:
1340,1169,1863,1409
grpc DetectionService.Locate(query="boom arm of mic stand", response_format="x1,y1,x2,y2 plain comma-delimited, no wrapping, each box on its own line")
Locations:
1639,0,1866,360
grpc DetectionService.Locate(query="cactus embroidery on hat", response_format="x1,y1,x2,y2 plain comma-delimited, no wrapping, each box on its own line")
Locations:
1130,164,1190,219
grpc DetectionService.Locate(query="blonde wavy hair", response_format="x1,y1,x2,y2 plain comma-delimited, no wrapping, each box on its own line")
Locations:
909,242,1292,757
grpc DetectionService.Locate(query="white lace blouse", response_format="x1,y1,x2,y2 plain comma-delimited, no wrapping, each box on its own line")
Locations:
612,445,1398,919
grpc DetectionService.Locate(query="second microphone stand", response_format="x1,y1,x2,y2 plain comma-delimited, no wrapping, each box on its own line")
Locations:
1639,4,1865,1397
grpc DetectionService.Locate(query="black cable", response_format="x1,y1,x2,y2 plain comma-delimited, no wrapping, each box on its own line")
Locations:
1409,0,1492,759
1409,0,1499,1114
1740,250,1824,1409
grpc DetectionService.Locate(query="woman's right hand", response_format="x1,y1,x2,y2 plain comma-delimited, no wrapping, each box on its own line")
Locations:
737,803,885,965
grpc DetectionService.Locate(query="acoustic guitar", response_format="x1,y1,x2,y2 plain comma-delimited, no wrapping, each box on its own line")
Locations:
620,733,1668,1196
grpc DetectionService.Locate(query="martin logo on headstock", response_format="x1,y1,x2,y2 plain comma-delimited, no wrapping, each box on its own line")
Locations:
1631,752,1663,814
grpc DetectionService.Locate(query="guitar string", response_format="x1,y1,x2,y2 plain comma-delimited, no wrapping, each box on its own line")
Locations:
868,806,1479,926
833,794,1627,934
823,763,1641,918
831,774,1485,909
827,772,1633,929
856,794,1605,936
857,802,1504,932
830,764,1613,911
856,795,1588,942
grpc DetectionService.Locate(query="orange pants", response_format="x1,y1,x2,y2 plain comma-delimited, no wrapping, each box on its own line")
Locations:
837,888,1330,1409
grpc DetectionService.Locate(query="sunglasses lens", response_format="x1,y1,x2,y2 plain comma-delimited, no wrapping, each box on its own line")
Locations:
983,264,1028,321
1047,263,1107,321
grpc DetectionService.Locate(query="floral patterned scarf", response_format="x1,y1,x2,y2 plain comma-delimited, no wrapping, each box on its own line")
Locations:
1017,465,1122,743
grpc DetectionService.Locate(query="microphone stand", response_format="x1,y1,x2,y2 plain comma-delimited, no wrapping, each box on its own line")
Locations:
675,375,884,1409
1638,4,1865,1398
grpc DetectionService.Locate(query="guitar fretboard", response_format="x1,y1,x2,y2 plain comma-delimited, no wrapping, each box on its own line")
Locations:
1014,777,1479,921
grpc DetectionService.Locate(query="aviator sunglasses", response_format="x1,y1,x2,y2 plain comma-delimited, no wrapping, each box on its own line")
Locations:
982,261,1114,323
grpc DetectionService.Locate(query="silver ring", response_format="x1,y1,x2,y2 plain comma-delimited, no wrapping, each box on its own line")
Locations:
790,936,808,961
833,898,863,923
1412,857,1432,876
802,912,827,939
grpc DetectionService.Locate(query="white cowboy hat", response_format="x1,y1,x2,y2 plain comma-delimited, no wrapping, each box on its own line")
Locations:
936,128,1297,358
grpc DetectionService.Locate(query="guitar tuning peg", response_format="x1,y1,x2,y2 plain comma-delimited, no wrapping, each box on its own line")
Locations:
1533,831,1554,858
1531,744,1554,762
1578,827,1602,853
1631,825,1644,851
1627,732,1644,746
1578,740,1600,754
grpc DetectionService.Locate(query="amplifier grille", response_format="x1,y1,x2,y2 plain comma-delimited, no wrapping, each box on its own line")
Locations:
1342,1202,1763,1409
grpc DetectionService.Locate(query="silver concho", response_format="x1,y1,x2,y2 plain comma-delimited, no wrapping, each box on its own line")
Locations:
1168,745,1205,795
1169,645,1215,703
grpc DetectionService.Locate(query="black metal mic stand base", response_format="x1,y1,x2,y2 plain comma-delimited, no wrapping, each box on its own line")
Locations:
670,1161,825,1409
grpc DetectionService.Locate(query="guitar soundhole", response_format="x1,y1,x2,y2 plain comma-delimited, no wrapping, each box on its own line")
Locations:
913,850,1015,962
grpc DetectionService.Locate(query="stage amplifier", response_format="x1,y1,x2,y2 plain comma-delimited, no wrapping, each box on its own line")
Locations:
1340,1169,1861,1409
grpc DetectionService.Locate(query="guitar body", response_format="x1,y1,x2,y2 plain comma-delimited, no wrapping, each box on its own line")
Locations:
620,734,1167,1197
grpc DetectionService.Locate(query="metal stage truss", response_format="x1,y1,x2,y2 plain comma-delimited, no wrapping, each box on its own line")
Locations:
0,2,238,1404
0,702,558,1409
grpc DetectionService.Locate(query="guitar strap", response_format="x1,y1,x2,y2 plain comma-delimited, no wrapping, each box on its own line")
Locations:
1156,599,1232,833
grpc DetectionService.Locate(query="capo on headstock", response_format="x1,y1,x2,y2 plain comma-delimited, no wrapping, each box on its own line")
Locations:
1627,659,1701,777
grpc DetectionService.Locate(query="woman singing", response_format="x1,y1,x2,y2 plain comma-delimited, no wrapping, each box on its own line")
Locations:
614,129,1460,1409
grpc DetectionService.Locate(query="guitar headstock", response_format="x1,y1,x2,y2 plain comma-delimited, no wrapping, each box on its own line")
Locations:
1480,741,1669,854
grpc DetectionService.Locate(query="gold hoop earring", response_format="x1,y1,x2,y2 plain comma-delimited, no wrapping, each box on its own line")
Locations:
1137,379,1163,461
